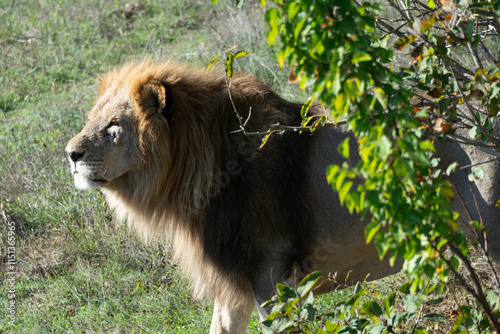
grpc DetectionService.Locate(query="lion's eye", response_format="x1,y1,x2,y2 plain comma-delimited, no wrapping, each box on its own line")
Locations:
104,121,121,140
104,121,120,132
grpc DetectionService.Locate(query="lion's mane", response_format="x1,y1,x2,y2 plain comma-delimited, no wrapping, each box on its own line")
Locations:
98,61,313,306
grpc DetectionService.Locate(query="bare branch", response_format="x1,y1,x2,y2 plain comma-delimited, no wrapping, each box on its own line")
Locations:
225,70,344,138
478,41,498,64
388,0,411,22
445,134,500,157
466,42,484,70
458,157,500,170
446,61,499,146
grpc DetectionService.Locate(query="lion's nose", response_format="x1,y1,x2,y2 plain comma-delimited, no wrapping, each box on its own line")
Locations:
68,150,85,163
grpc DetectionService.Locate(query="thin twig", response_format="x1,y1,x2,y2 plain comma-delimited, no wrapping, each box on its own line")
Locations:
388,0,411,22
478,41,498,64
380,22,409,40
445,134,500,155
467,42,483,70
225,71,345,137
413,0,433,12
225,75,248,135
412,93,439,106
446,61,499,145
458,157,500,170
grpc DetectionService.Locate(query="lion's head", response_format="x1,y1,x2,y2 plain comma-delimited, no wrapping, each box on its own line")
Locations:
65,62,190,195
66,87,139,190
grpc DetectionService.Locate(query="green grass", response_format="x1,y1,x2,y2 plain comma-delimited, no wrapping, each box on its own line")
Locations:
0,1,411,333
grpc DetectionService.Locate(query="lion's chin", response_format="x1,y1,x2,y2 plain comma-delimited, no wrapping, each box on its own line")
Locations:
73,174,104,190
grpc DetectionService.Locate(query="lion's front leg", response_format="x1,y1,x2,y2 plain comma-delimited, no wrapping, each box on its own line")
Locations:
209,299,253,334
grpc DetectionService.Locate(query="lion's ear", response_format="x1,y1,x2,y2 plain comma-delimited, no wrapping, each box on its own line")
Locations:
133,80,173,121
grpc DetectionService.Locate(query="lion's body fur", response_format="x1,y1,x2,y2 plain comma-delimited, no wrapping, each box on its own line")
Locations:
66,60,500,333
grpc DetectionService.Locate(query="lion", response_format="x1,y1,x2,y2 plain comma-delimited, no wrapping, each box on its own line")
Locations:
66,60,500,333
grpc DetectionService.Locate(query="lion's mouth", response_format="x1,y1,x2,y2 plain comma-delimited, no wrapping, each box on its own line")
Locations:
88,178,107,183
72,170,106,183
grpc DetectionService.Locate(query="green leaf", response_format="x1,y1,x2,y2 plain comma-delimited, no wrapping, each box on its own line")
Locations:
373,87,388,109
297,271,321,298
235,0,244,8
261,325,274,334
300,302,316,322
334,93,348,116
326,164,340,184
370,326,387,334
376,135,391,160
265,315,294,332
314,40,325,55
211,0,218,3
418,140,434,152
340,16,356,33
449,255,461,271
276,283,297,300
420,13,436,34
423,313,448,322
206,56,219,71
265,8,280,46
338,137,350,158
394,35,416,50
293,18,306,40
225,52,233,78
491,84,500,99
352,52,372,63
413,328,427,334
486,289,500,309
300,98,313,118
261,295,279,308
465,20,474,41
345,289,363,309
233,50,252,59
365,221,381,244
361,300,383,316
468,167,485,181
384,292,396,315
469,125,480,139
277,49,285,68
260,130,278,148
488,97,499,116
446,162,458,176
332,69,341,95
338,181,353,205
427,0,436,9
402,294,420,312
286,1,300,21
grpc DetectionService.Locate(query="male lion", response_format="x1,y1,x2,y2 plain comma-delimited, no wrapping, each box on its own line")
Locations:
66,60,500,333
